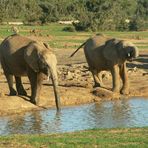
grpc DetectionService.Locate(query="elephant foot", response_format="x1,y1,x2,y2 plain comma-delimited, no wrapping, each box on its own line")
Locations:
93,83,102,88
30,99,36,105
17,86,27,96
18,90,27,96
121,88,129,95
9,88,17,96
30,97,39,105
112,88,120,93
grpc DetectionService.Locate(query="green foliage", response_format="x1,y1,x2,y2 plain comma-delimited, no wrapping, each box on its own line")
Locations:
0,0,147,31
73,0,137,31
24,0,42,24
129,17,147,31
38,1,59,23
63,26,76,32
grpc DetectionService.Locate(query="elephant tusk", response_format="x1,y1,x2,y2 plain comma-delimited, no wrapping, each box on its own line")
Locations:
127,53,131,57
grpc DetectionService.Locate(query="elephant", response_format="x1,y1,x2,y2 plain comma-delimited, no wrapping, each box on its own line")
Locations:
0,34,60,110
70,34,139,95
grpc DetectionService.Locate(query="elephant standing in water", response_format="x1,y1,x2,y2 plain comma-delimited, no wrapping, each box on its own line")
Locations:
0,34,60,110
70,34,139,95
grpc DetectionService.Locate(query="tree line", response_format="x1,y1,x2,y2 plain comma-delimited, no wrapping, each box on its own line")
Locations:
0,0,147,31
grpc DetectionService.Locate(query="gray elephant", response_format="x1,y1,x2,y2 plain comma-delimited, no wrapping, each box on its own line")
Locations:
70,34,139,95
0,34,60,110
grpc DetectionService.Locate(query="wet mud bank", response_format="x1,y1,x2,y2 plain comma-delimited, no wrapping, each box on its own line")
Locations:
0,51,148,116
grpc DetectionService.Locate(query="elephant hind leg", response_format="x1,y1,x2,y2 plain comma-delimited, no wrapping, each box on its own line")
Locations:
97,72,105,87
91,69,104,87
15,76,27,96
5,74,17,96
1,59,16,95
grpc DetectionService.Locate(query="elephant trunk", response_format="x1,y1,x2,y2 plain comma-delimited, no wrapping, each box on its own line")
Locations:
50,67,61,111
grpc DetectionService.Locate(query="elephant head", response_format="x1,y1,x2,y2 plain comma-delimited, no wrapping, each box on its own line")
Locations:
24,41,60,110
117,40,139,62
103,39,139,64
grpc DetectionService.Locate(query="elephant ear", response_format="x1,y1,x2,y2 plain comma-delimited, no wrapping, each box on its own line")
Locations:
24,42,40,72
103,38,120,64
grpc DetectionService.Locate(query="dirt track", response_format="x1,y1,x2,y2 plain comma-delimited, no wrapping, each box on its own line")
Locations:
0,40,148,116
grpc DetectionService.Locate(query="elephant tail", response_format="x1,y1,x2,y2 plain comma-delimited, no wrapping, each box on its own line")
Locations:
69,42,86,57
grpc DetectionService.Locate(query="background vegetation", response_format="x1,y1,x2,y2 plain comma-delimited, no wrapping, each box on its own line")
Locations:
0,23,148,51
0,0,147,31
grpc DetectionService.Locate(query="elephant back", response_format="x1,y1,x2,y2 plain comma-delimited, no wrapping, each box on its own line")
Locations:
84,34,108,51
0,34,33,54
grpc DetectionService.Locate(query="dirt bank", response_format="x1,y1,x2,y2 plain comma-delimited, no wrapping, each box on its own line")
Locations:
0,47,148,116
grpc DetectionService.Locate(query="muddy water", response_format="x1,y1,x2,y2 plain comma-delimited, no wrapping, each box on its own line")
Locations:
0,97,148,135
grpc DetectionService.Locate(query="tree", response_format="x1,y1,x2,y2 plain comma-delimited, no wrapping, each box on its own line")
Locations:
136,0,148,20
0,0,147,30
24,0,42,23
73,0,130,31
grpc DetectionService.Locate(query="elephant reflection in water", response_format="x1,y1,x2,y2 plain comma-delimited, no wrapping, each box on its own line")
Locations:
89,100,131,127
4,111,62,134
70,34,139,95
5,112,42,134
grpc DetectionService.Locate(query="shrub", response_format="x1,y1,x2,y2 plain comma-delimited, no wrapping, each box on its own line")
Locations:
63,26,76,32
129,18,147,31
73,21,91,31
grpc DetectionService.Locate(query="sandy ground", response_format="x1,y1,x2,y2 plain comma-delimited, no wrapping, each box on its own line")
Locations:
0,41,148,116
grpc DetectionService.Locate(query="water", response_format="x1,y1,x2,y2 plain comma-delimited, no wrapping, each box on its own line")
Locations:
0,97,148,135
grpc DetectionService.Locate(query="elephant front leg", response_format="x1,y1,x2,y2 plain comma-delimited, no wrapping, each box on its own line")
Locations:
15,76,27,96
5,74,17,95
119,63,129,95
111,65,120,93
27,69,42,105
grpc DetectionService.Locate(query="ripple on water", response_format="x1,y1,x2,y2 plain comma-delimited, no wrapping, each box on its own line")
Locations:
0,97,148,135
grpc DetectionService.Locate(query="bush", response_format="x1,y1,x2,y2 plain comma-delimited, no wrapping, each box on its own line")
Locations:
62,26,76,32
116,20,130,31
129,18,147,31
73,21,91,31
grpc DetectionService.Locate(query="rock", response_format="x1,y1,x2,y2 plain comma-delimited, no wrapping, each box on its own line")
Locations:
0,92,5,97
74,69,81,74
66,71,74,80
128,67,138,73
143,73,148,76
92,87,120,100
11,26,19,34
101,71,111,79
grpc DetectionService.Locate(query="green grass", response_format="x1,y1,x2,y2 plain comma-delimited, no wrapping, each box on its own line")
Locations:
137,46,148,49
0,23,148,50
103,31,148,39
0,128,148,147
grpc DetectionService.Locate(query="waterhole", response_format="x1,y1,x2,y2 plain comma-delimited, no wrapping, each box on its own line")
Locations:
0,97,148,135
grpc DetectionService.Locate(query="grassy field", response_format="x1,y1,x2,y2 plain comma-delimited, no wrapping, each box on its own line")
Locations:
0,23,148,51
0,128,148,147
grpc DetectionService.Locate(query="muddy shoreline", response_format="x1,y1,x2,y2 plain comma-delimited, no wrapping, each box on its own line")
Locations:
0,50,148,116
